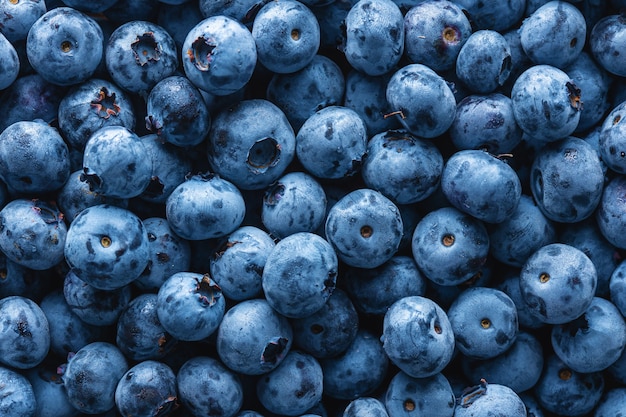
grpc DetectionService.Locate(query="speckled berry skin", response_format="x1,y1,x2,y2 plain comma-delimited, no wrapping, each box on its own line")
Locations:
0,366,37,417
182,15,257,96
456,30,512,94
591,13,626,77
25,363,77,417
64,204,150,290
165,173,246,240
207,99,296,190
0,0,46,42
598,100,626,175
0,120,70,194
596,175,626,249
344,397,389,417
384,371,455,417
26,7,104,86
0,295,50,369
454,382,527,417
382,296,455,378
453,0,525,32
0,32,19,90
199,0,268,26
105,20,179,96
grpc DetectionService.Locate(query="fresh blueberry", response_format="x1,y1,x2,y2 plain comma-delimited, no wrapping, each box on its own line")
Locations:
590,13,626,77
595,388,626,417
453,0,526,31
26,7,104,86
313,0,358,50
25,361,79,417
182,15,257,96
403,0,472,72
0,254,53,304
495,270,546,331
411,206,489,286
262,231,337,318
216,298,293,375
114,360,178,417
165,173,246,240
520,243,597,324
0,32,19,90
198,0,270,26
609,346,626,386
105,20,179,96
384,371,455,417
157,0,204,53
385,63,456,138
454,381,526,416
382,296,455,378
64,204,150,290
596,175,626,249
343,397,389,417
597,99,626,175
207,99,296,190
0,0,47,42
0,365,37,417
61,341,129,414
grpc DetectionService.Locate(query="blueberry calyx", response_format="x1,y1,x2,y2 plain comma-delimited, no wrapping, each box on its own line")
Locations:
80,168,102,192
194,274,221,307
260,336,289,365
247,137,281,173
213,239,242,259
188,36,216,72
457,378,488,408
145,115,163,135
264,183,284,206
566,81,583,111
131,32,161,66
90,87,121,119
155,395,179,417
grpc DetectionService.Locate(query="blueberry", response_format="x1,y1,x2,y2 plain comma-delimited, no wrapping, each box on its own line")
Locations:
0,0,47,42
207,99,296,190
382,296,455,378
105,20,179,96
598,99,626,175
252,0,320,74
454,381,526,416
343,397,389,417
385,63,456,138
25,362,78,417
590,13,626,77
384,371,455,417
26,7,104,86
61,341,129,414
0,32,19,90
520,243,597,324
165,172,246,240
596,175,626,249
114,360,178,417
595,388,626,417
496,271,547,331
453,0,526,32
262,232,337,318
60,0,119,13
216,298,293,375
198,0,270,26
0,198,66,272
313,0,358,50
64,204,150,290
0,365,37,417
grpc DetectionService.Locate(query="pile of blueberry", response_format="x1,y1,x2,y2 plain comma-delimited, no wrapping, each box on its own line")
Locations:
4,0,626,416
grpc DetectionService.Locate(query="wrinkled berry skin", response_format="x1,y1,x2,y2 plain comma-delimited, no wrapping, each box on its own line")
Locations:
26,7,104,86
106,20,179,96
0,120,70,194
183,15,257,96
384,371,455,417
0,0,47,42
382,296,455,378
456,30,512,94
64,204,150,290
596,175,626,249
590,13,626,77
207,99,296,190
0,199,66,271
454,382,526,417
0,32,19,90
62,341,129,415
0,295,50,369
0,365,37,417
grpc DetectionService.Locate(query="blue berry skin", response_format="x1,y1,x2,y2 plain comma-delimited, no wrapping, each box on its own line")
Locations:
325,188,403,269
58,78,136,151
26,7,104,86
114,360,178,417
81,126,153,199
165,173,246,240
156,272,225,341
596,175,626,249
177,356,243,417
291,288,359,359
385,63,456,138
60,0,119,13
0,255,54,302
411,206,489,286
551,297,626,373
403,0,472,72
454,0,526,31
0,199,66,271
217,298,293,376
134,216,191,292
0,120,70,194
510,64,581,142
609,347,626,385
454,382,526,417
64,204,150,290
343,0,404,76
382,296,455,378
343,397,389,417
449,93,523,154
595,388,626,417
266,54,345,131
296,105,367,180
0,366,37,417
199,0,269,26
441,149,522,224
157,1,204,52
145,75,211,148
520,243,597,325
320,329,389,400
598,100,626,175
611,261,626,317
103,0,161,25
256,351,323,416
0,32,19,90
262,172,327,239
488,194,556,268
590,14,626,77
207,99,296,190
116,293,178,361
362,129,444,205
183,15,257,96
25,363,79,417
106,20,179,96
210,226,276,301
344,255,426,316
455,30,512,94
0,0,46,42
530,136,605,223
534,354,604,416
314,0,358,50
62,341,129,415
384,371,455,417
0,295,49,369
63,269,132,326
252,0,320,74
262,232,338,318
448,287,519,360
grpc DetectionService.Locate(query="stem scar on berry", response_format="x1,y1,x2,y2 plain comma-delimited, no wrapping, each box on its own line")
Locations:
188,36,216,72
360,225,373,238
539,272,550,283
194,274,221,307
131,32,161,66
442,233,455,247
458,378,488,408
404,399,416,412
90,87,121,119
566,81,582,110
